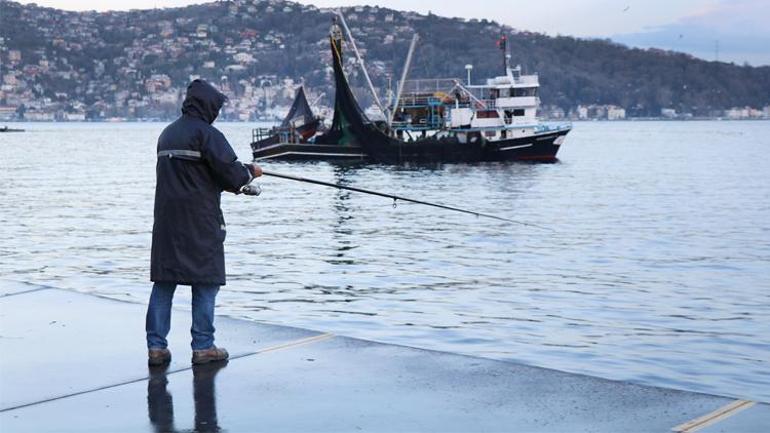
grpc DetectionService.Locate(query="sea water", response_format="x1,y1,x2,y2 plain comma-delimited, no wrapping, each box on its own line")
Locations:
1,120,768,402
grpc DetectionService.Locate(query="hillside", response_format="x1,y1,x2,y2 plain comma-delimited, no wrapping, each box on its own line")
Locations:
1,0,769,120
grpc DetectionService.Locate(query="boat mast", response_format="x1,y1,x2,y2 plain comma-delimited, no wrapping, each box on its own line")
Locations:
335,10,387,118
498,33,508,73
388,33,419,128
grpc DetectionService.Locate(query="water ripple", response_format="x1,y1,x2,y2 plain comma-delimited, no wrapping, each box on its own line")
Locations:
1,120,769,402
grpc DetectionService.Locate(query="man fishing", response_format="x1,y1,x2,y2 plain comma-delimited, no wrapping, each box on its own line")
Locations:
147,79,262,366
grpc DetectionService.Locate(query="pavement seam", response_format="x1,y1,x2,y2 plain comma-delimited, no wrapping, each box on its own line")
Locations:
671,399,756,432
0,333,334,413
0,287,53,298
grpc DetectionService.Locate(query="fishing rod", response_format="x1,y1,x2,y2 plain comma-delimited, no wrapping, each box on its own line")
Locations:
244,170,551,230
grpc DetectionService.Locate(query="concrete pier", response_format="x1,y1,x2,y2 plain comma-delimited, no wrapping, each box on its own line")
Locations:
1,282,767,432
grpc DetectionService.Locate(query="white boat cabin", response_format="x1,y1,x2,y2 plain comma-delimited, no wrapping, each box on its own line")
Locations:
391,65,556,142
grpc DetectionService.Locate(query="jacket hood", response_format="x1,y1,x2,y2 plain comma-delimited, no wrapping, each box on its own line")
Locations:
181,79,227,124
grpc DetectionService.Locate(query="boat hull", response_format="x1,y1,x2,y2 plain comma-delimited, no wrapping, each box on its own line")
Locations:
355,126,570,163
251,127,568,163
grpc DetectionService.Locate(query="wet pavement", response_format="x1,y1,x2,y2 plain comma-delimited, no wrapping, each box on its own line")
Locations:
1,284,768,432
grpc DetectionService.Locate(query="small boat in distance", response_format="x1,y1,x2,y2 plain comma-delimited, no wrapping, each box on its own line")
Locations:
1,126,25,133
253,16,570,163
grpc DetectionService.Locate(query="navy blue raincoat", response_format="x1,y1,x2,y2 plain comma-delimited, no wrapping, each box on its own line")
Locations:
151,80,252,285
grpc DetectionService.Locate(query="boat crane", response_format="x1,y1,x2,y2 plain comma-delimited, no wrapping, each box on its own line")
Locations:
387,34,419,128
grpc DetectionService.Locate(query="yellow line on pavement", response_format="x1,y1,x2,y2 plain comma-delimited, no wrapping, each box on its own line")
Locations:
672,399,755,432
237,332,335,358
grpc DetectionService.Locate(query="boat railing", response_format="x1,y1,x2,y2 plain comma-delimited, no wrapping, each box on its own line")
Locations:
252,126,305,149
252,127,272,144
397,94,447,108
396,93,538,112
401,78,461,95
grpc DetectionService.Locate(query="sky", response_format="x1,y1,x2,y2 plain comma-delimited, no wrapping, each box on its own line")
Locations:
12,0,770,66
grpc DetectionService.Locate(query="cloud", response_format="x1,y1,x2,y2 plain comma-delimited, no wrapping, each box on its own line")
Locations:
611,0,770,65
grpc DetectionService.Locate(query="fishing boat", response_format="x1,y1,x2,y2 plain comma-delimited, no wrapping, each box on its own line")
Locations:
251,86,365,161
253,15,570,163
1,126,25,133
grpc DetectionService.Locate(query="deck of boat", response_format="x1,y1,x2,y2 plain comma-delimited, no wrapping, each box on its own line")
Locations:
1,281,767,432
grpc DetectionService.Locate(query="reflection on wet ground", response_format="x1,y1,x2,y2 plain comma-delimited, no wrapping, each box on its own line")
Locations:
148,362,227,433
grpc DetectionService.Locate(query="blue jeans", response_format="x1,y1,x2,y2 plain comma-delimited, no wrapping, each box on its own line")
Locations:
146,282,220,351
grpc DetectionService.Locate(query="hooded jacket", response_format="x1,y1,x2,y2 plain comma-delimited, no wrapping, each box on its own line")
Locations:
151,79,252,285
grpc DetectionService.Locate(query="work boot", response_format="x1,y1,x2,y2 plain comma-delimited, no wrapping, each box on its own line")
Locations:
192,346,229,365
148,348,172,366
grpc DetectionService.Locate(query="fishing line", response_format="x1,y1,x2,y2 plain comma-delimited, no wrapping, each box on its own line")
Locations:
259,170,553,231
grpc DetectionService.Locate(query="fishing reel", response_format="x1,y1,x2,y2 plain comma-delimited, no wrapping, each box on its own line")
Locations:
240,183,262,196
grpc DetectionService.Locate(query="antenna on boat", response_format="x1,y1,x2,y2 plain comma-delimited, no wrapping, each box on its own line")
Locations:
465,64,473,85
387,33,419,128
385,75,394,108
335,10,387,119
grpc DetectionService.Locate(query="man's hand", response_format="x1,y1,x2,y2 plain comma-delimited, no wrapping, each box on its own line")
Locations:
246,163,263,178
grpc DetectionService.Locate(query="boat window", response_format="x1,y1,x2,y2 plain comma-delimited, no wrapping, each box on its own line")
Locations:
477,110,500,119
512,88,537,97
513,109,525,116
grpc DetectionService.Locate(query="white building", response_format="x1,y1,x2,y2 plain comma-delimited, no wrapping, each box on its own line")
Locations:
0,106,17,120
63,112,86,121
726,107,749,120
661,108,677,118
607,105,626,120
577,105,588,120
24,110,55,121
233,52,256,64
